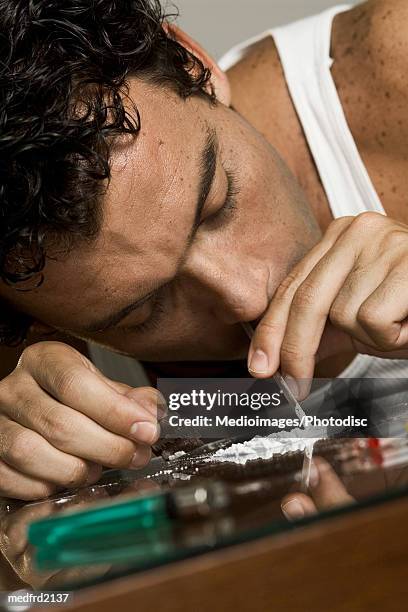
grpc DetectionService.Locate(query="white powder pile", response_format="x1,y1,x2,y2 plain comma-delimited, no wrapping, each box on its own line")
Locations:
208,428,326,465
168,450,187,461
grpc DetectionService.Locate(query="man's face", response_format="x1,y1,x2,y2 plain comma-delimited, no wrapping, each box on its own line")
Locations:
1,78,321,361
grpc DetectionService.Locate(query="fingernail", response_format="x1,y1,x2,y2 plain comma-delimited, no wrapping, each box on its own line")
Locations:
309,462,319,488
281,499,305,521
129,450,147,469
299,379,312,401
142,393,167,421
283,374,299,400
130,422,160,444
249,349,269,374
85,464,102,485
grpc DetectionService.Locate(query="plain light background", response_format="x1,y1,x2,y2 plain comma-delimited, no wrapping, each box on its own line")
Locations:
171,0,358,59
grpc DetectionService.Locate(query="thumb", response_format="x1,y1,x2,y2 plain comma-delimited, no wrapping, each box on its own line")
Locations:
87,359,166,421
124,386,167,421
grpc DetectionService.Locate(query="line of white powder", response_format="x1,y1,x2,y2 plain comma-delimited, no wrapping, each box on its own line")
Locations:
208,428,326,465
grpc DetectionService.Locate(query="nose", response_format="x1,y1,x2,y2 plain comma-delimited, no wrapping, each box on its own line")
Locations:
181,249,270,325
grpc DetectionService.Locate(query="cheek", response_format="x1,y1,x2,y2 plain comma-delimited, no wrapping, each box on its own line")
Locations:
234,148,320,275
229,111,319,242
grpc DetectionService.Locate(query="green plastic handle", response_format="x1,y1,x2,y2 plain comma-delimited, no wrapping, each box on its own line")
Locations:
29,493,169,547
35,525,175,570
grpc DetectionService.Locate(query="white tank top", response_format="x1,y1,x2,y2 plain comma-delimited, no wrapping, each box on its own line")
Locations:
89,5,408,387
218,4,385,219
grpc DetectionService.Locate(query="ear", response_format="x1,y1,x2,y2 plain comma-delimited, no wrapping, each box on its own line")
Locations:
163,22,231,107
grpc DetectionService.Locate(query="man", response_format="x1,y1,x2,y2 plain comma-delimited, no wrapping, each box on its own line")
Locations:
1,0,408,504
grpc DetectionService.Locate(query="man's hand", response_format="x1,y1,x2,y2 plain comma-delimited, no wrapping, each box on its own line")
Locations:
281,457,354,520
0,341,165,500
248,213,408,398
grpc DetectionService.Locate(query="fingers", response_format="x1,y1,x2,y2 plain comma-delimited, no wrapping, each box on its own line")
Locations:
1,373,157,465
0,498,56,561
92,368,167,422
17,342,165,444
310,458,354,509
0,341,161,500
124,386,167,422
281,493,317,520
276,235,364,387
281,458,354,521
272,228,360,384
248,218,354,382
355,264,408,350
0,458,56,501
1,372,157,469
247,213,408,399
0,416,103,490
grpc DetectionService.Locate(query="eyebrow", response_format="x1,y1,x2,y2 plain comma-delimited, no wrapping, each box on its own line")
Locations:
81,125,219,334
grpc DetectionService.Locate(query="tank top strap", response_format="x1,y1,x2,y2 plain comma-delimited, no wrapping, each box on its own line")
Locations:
218,5,385,219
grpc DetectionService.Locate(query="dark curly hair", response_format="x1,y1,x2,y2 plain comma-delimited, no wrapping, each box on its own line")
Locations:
0,0,215,345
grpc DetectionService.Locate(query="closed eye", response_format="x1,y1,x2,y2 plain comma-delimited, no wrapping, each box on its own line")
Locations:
119,289,167,335
206,167,239,225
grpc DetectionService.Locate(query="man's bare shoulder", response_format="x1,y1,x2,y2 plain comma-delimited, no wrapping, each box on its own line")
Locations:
333,0,408,96
225,35,297,146
226,35,278,118
331,0,408,220
332,0,408,152
364,0,408,63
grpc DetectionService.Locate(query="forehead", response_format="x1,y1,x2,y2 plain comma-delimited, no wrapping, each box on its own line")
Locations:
100,84,202,279
2,81,207,321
